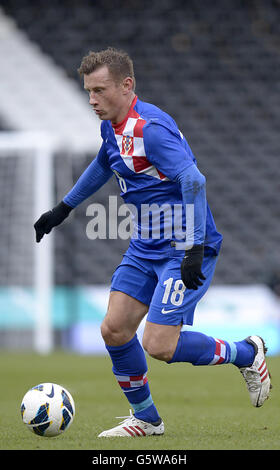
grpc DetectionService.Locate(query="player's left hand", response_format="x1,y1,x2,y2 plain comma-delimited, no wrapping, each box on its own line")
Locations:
181,244,206,290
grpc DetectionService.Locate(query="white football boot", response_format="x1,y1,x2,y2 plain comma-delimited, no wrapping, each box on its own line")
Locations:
239,335,271,407
98,409,164,437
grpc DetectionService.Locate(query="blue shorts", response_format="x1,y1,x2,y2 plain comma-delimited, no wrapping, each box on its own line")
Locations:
110,249,218,326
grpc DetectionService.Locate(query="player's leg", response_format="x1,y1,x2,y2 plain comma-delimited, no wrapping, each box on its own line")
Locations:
143,320,254,366
98,256,164,437
142,321,181,362
101,290,147,346
101,291,162,424
143,251,271,406
143,251,235,364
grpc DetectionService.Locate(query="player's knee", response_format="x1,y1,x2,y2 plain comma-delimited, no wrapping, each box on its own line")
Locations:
142,336,173,362
100,318,131,346
100,320,120,345
100,320,110,343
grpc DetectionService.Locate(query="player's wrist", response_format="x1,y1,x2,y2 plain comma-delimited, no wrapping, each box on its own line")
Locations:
54,200,73,217
184,244,204,258
181,244,205,290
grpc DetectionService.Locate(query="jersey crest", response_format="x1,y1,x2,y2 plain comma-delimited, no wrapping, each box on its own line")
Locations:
112,99,168,181
122,135,134,156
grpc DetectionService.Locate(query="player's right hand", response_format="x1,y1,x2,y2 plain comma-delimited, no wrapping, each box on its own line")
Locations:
34,201,73,242
180,244,206,290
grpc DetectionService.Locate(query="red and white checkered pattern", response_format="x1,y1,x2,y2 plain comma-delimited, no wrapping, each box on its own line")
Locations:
209,338,227,365
113,97,168,181
115,372,148,389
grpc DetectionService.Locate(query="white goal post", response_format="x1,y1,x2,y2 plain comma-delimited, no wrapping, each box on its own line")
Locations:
0,131,55,354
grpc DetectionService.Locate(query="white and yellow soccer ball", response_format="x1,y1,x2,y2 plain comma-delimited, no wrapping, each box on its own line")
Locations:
20,383,75,437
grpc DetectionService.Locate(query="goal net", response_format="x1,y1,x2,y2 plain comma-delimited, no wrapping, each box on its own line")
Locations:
0,131,55,354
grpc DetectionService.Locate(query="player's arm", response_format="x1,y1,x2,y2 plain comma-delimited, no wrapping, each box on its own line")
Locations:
176,164,206,290
63,143,112,208
34,141,112,242
143,122,206,289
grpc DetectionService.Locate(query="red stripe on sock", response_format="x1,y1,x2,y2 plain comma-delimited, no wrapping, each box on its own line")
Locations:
216,356,225,364
129,374,145,381
118,381,130,388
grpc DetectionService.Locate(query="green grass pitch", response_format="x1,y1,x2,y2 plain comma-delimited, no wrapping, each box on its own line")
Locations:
0,351,279,450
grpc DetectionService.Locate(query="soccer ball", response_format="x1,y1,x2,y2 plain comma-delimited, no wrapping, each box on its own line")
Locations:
20,382,75,437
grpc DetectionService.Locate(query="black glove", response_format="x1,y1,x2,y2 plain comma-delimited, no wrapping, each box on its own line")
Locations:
181,244,206,290
34,201,73,243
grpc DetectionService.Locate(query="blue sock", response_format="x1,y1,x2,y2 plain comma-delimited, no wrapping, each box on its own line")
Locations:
233,339,255,367
106,334,161,424
169,331,255,367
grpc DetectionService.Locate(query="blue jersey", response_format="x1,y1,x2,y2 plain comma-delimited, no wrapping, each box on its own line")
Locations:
64,95,222,258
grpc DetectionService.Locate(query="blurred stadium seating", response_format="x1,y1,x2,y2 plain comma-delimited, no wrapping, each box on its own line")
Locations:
0,0,280,351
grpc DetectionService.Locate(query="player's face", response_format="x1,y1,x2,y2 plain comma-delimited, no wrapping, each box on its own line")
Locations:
84,66,133,124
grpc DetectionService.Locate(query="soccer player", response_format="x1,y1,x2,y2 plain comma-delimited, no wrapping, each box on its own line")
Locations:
34,48,271,437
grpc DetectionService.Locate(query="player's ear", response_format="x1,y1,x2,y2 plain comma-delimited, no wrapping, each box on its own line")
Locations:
122,76,134,94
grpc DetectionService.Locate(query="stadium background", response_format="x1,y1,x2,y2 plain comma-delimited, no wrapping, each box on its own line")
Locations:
0,0,280,355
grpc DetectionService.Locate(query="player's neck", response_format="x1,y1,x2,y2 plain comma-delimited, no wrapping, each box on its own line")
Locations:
111,93,136,126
